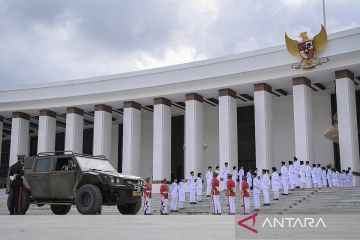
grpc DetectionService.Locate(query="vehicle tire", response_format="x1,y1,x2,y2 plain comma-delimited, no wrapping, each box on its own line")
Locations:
50,205,71,215
7,187,30,215
75,184,102,215
117,199,142,215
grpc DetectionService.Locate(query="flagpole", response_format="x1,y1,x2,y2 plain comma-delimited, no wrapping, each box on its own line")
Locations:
322,0,327,28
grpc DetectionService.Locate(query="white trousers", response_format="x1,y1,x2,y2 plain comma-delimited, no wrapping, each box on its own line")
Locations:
170,195,178,211
263,188,270,204
161,198,168,214
179,200,185,209
243,197,250,214
189,188,196,203
212,195,221,214
206,181,212,196
228,196,236,214
196,188,202,201
322,179,327,188
273,190,279,200
253,193,260,210
328,179,333,188
144,197,151,214
305,178,312,188
282,179,289,194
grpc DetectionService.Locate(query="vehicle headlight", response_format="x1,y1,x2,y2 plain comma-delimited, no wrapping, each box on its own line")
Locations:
109,177,115,183
116,178,120,183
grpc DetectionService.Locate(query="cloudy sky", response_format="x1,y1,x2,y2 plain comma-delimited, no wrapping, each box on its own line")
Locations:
0,0,359,86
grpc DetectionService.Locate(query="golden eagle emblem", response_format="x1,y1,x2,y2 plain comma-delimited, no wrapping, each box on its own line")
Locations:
285,25,329,70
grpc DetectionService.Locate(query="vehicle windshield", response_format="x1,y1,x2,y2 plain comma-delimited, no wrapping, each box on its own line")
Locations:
76,156,117,173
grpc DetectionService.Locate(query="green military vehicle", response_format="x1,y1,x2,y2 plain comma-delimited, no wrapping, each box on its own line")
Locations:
7,151,143,215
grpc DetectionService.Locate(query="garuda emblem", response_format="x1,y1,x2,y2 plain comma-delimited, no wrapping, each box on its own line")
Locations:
285,25,328,70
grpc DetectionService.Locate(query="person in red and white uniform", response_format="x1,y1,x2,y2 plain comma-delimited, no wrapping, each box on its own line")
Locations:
241,176,250,214
143,178,152,215
226,173,236,215
160,178,169,215
211,172,221,215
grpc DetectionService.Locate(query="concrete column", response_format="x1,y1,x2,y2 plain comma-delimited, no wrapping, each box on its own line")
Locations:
65,107,84,153
219,88,238,170
0,116,3,166
9,112,30,165
122,101,141,176
93,104,112,160
110,124,119,170
293,77,314,163
153,97,171,188
254,83,274,170
185,93,203,179
335,69,360,186
37,110,56,154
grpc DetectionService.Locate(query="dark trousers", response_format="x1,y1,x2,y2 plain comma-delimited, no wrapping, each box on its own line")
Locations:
9,185,23,215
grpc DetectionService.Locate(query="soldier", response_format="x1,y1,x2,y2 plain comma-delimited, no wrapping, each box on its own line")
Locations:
288,161,296,190
160,178,169,215
321,167,327,188
238,166,245,191
299,161,306,189
178,179,186,209
311,164,318,188
246,169,252,190
316,164,323,189
220,162,229,191
187,171,196,204
261,169,270,206
327,165,333,188
8,155,25,215
252,173,261,211
211,172,221,215
305,161,312,188
205,166,213,197
293,157,301,188
241,176,250,214
226,173,236,215
271,167,280,200
169,179,179,212
232,166,238,190
196,173,203,202
143,178,152,215
280,162,289,195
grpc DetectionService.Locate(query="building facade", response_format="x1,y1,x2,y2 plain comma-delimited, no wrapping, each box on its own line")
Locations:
1,27,360,189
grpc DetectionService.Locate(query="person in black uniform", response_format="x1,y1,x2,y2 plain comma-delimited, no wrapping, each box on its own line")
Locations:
8,155,25,215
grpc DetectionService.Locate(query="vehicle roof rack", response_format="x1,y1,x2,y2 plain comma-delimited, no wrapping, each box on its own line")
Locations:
37,151,107,160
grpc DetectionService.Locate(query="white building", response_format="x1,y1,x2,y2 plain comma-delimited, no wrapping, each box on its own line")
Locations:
0,27,360,188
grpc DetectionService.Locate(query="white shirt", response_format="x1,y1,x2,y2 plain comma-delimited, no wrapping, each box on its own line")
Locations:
232,169,238,181
170,182,178,196
187,175,196,188
221,167,229,180
281,166,289,179
196,177,203,188
253,177,261,194
206,170,213,183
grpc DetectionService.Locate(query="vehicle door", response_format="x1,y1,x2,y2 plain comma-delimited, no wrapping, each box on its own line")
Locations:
51,156,77,198
29,157,53,198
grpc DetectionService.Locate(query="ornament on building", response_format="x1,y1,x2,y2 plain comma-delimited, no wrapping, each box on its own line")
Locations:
285,25,329,70
324,113,339,143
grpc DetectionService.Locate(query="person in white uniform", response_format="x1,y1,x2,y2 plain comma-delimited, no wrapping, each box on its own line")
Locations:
327,166,333,188
261,169,271,205
311,164,318,188
252,173,261,211
299,161,306,189
305,161,312,188
288,161,296,190
221,162,229,191
316,164,323,189
348,167,354,187
271,167,280,200
169,179,179,212
187,171,197,204
321,167,327,188
281,162,289,195
196,173,203,202
246,170,253,189
232,166,238,190
293,157,301,188
205,166,213,197
178,179,186,209
238,166,245,191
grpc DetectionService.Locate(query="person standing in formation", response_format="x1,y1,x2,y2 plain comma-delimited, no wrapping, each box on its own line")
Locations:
316,164,323,189
271,167,280,200
241,176,250,214
238,166,245,191
178,179,186,209
232,166,238,190
143,178,152,215
305,161,313,188
281,162,289,195
160,178,169,215
187,171,197,204
196,173,203,202
288,161,296,190
293,157,301,188
246,169,252,190
211,172,221,215
170,179,179,212
206,166,213,197
252,173,261,211
261,169,271,206
311,164,318,188
321,167,327,188
327,166,333,188
221,162,229,191
226,173,236,215
299,161,306,189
